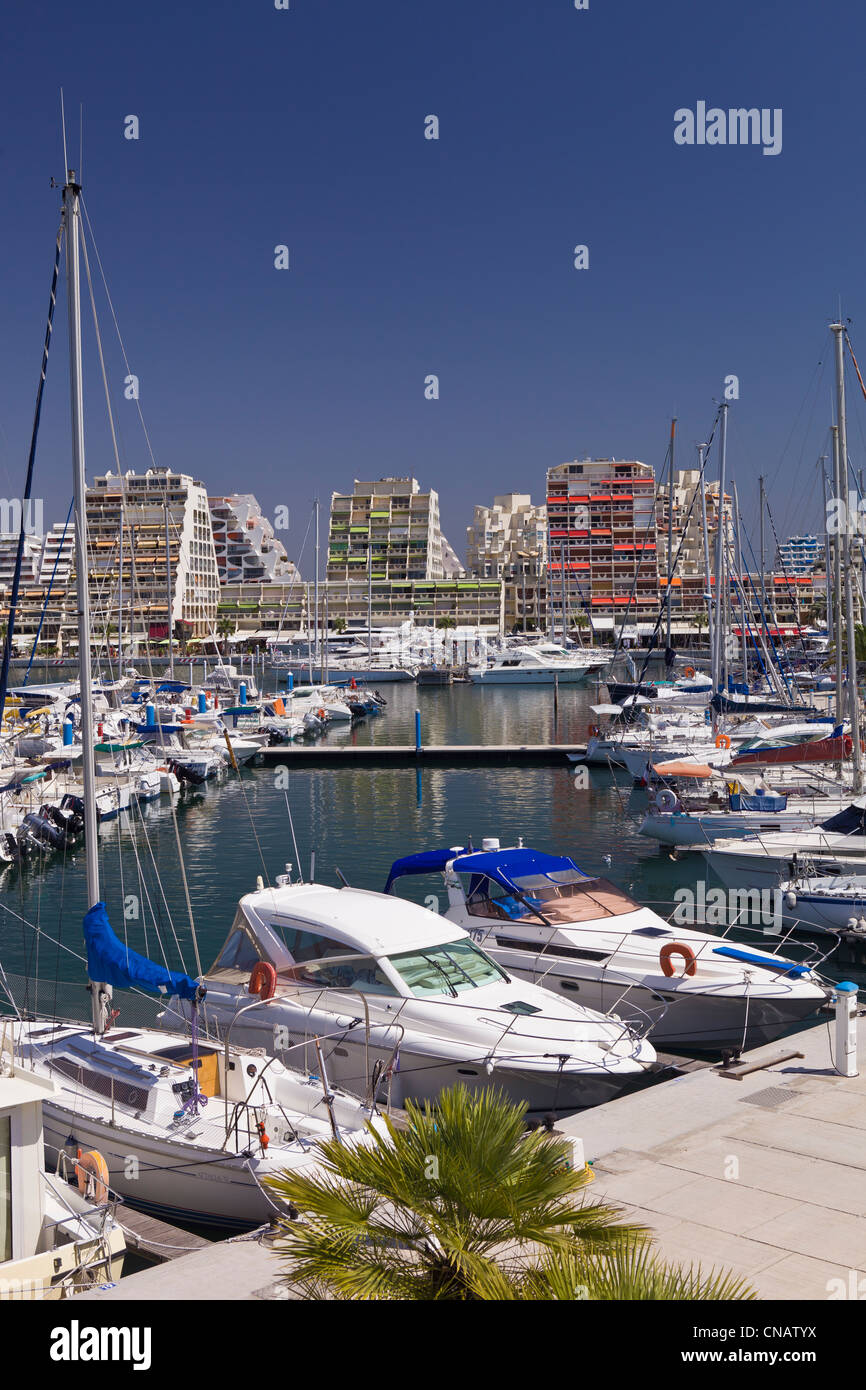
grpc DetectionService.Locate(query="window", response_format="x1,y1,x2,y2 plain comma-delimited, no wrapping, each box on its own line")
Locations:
212,929,261,972
387,939,508,997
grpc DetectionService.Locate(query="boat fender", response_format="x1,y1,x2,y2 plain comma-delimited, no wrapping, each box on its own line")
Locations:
249,961,277,1001
659,941,697,978
655,788,679,813
76,1148,110,1204
715,733,731,749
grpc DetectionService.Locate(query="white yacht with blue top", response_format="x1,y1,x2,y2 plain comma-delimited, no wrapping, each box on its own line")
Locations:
384,840,832,1053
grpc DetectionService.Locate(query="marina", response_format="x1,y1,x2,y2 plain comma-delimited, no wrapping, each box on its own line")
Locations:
2,6,866,1340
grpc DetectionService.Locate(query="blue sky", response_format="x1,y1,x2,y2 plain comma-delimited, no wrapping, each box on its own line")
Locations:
1,0,864,570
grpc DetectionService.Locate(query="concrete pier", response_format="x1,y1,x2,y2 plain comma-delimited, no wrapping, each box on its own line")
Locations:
557,1019,866,1299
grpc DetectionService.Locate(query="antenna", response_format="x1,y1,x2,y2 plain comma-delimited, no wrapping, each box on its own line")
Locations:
79,102,84,183
283,792,302,881
60,88,69,176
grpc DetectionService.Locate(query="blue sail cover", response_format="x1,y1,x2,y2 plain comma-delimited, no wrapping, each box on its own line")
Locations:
83,902,203,1001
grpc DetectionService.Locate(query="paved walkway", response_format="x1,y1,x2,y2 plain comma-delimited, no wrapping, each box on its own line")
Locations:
557,1019,866,1298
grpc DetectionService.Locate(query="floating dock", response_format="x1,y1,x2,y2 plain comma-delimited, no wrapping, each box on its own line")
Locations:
256,743,586,768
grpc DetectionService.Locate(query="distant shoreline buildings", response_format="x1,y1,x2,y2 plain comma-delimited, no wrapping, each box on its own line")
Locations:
0,456,826,655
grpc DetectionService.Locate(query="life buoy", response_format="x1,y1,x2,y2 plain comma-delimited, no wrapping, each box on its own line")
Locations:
587,724,600,739
655,788,679,813
76,1148,110,1204
844,735,854,756
249,961,277,1001
318,709,326,719
715,734,731,749
660,942,698,978
683,666,695,678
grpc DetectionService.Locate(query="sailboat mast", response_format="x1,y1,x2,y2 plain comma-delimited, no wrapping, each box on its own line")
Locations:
713,402,729,692
666,417,676,651
832,322,863,792
65,169,111,1032
698,444,714,666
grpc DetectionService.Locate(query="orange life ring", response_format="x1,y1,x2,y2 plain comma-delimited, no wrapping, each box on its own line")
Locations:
318,708,326,719
660,942,697,978
715,734,731,749
683,666,695,678
844,735,854,756
587,723,600,738
249,961,277,1001
76,1148,110,1204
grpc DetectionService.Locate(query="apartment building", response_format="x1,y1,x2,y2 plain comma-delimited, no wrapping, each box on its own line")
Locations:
327,478,450,583
776,534,822,575
545,458,658,637
83,468,220,647
209,494,298,586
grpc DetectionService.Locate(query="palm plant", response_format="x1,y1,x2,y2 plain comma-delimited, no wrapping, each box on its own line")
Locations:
266,1085,755,1301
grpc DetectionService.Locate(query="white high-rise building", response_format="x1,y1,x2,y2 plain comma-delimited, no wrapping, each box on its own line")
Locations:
83,468,220,647
327,478,448,581
466,493,547,580
37,521,75,585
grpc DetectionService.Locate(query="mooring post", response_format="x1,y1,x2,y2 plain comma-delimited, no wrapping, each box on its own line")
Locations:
835,982,859,1078
415,708,422,754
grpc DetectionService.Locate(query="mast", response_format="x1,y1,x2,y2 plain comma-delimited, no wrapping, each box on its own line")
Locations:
713,402,729,692
698,444,714,667
733,483,747,682
65,168,111,1033
832,425,845,734
832,322,863,793
164,493,175,681
314,497,320,679
117,475,124,662
758,475,767,622
367,542,372,659
820,459,832,645
666,417,676,651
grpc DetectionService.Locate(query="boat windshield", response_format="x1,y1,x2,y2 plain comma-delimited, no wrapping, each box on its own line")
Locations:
462,874,638,924
386,939,508,997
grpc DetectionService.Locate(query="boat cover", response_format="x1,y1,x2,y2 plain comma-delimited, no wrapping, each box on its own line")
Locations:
83,901,203,1001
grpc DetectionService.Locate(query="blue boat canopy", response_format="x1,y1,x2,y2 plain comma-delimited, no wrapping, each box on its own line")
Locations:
449,848,587,895
384,846,587,896
384,847,468,894
84,902,203,1002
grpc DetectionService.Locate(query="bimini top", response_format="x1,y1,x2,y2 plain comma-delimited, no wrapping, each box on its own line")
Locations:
385,846,587,897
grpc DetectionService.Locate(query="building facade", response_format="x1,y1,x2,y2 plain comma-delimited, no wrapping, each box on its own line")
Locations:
326,478,450,583
545,458,658,637
208,494,298,586
83,468,220,648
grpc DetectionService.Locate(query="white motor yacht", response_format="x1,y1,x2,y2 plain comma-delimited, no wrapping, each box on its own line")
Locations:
470,643,606,686
384,840,832,1052
161,877,659,1114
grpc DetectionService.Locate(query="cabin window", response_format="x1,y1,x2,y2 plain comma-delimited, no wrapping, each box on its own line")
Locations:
387,939,508,997
212,929,261,972
300,954,397,995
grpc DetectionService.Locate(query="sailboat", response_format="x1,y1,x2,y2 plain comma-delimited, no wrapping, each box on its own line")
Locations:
4,167,386,1232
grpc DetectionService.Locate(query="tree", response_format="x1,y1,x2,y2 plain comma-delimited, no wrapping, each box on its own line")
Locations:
437,616,456,631
266,1085,755,1301
334,617,347,635
217,615,235,654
